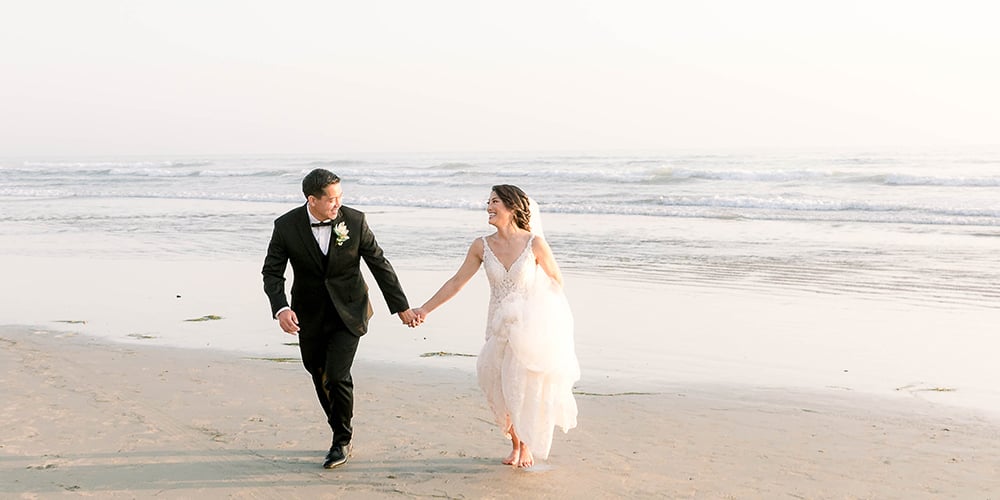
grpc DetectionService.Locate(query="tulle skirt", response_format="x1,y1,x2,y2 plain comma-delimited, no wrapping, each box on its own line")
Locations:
477,268,580,460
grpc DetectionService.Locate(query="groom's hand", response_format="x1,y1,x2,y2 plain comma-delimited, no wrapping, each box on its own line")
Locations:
277,309,300,334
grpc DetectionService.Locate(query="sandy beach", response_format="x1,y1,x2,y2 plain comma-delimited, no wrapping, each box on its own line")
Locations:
4,325,1000,499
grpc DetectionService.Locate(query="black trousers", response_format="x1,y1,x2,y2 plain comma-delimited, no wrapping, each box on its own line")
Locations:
297,302,360,447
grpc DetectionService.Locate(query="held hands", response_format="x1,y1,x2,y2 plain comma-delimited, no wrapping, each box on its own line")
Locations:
398,308,424,328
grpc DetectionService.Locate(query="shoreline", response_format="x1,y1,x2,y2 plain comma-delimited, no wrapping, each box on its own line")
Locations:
4,325,1000,498
5,251,1000,418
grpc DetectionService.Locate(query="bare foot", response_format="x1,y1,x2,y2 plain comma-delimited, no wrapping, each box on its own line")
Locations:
503,425,520,465
517,443,534,468
502,447,520,465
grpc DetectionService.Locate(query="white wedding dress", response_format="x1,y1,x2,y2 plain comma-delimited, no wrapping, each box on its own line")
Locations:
477,234,580,460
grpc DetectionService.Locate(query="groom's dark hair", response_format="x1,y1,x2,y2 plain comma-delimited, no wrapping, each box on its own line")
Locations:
492,184,531,232
302,169,341,199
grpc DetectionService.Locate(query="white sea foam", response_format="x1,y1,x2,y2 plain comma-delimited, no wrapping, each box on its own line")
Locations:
884,173,1000,187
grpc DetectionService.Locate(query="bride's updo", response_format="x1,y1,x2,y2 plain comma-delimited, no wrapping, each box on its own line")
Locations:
491,184,531,232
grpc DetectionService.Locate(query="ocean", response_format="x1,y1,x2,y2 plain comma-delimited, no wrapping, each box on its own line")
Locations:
2,148,999,310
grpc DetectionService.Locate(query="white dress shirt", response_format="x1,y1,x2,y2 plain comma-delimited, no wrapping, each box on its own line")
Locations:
308,212,333,256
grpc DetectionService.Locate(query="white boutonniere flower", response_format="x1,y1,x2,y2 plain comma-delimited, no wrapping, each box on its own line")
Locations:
333,222,350,246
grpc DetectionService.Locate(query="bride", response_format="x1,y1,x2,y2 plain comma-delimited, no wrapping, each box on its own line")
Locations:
413,184,579,468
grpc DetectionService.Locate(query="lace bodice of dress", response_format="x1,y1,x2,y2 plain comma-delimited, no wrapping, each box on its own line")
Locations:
482,234,536,306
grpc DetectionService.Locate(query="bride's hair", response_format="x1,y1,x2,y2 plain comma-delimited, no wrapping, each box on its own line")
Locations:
491,184,531,232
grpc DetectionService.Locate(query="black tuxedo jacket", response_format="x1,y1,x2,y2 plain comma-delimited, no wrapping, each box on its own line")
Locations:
262,204,409,337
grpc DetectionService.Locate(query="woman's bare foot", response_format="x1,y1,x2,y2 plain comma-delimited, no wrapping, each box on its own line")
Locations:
502,446,520,465
517,443,534,468
503,424,520,465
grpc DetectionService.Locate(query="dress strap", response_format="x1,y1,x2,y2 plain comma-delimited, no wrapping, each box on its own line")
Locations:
481,236,491,258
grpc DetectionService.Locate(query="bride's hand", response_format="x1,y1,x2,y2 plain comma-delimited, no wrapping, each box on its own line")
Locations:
412,307,428,324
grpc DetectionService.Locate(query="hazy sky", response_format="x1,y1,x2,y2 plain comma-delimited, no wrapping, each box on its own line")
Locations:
2,1,998,156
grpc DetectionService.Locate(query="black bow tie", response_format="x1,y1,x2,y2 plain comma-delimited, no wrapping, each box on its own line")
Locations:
311,220,333,227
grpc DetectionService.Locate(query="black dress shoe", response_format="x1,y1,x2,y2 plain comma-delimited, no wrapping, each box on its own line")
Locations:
323,443,351,469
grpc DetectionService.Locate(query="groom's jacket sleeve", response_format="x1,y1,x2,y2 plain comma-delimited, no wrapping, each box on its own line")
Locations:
262,221,291,318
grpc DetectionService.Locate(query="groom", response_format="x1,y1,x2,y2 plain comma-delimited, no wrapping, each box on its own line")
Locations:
262,168,419,469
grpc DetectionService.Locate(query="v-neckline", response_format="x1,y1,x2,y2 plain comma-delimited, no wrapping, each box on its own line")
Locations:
484,234,534,273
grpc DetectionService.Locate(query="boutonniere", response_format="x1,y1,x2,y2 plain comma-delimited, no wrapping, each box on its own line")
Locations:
333,222,350,246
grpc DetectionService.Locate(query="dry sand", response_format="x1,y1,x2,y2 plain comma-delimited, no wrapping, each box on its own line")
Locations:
3,326,999,499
